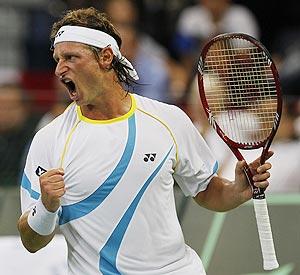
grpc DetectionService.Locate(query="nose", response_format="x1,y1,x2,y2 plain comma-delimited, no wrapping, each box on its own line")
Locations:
55,60,67,78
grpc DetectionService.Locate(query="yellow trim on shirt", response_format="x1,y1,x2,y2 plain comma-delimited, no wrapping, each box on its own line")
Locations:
76,94,136,124
59,120,80,168
136,107,179,170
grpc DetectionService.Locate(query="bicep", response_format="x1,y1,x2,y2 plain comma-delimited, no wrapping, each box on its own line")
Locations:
193,176,220,207
193,176,235,212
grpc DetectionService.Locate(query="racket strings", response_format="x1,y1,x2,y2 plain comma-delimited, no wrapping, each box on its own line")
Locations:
203,38,278,145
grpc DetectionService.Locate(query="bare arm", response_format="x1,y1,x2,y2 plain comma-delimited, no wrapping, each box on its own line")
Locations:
194,175,251,211
194,152,273,212
18,168,65,252
17,211,55,253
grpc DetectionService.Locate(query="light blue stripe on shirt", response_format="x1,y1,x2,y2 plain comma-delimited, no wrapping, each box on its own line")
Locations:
59,114,136,225
99,145,173,274
21,173,40,200
213,161,218,174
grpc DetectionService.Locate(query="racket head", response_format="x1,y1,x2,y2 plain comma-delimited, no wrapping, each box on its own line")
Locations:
197,34,280,268
197,33,282,153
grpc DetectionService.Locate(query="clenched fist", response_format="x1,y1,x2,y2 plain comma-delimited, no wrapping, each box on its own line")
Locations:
39,168,65,212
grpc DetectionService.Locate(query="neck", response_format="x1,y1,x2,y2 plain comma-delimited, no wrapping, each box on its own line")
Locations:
80,89,132,121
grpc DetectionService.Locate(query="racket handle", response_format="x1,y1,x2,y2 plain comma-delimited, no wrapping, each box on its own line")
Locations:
253,198,279,270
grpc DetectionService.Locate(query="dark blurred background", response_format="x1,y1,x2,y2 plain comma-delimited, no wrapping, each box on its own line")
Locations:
0,1,299,274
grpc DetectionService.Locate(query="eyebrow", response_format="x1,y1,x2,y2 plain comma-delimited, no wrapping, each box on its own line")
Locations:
52,50,78,61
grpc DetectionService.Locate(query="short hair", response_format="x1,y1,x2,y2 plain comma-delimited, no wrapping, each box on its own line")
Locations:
50,7,136,88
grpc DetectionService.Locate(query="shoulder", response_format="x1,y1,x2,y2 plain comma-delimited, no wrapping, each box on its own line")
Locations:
134,94,187,118
133,93,194,131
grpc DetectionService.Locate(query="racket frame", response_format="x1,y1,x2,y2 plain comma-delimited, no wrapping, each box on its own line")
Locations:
197,32,282,198
197,32,281,270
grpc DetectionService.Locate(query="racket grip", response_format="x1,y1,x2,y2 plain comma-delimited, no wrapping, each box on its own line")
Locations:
253,198,279,270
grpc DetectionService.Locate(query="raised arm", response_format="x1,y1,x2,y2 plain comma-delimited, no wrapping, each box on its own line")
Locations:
194,152,273,212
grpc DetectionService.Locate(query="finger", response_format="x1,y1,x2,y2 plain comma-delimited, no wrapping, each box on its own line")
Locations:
250,151,274,168
50,188,66,197
253,171,270,182
41,168,64,178
257,162,272,174
50,181,65,191
249,162,260,173
48,174,65,183
43,188,66,200
253,180,269,189
42,181,65,193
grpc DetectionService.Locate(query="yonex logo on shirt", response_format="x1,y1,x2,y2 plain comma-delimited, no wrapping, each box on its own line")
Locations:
32,206,37,216
143,153,156,162
35,166,47,177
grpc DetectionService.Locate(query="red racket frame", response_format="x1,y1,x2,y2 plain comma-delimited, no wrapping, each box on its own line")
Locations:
197,32,282,199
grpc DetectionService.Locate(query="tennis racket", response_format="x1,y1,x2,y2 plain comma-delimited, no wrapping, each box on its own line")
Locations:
197,33,281,270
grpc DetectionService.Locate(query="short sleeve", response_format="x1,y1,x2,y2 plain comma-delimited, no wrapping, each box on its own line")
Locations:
20,129,54,213
172,108,218,197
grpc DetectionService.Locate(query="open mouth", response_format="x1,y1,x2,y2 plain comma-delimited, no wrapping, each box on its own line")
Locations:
61,79,78,100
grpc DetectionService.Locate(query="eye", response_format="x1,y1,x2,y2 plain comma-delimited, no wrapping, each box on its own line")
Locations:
65,54,76,61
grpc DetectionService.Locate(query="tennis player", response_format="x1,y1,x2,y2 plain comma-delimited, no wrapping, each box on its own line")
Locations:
17,7,273,275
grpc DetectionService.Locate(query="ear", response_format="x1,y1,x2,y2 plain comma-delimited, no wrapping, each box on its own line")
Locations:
98,47,114,69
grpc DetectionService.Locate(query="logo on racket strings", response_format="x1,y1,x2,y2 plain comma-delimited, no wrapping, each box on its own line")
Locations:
261,51,272,66
198,57,204,74
208,112,217,130
273,112,280,129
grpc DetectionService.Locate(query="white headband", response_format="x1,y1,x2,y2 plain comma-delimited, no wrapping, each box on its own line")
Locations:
53,25,139,80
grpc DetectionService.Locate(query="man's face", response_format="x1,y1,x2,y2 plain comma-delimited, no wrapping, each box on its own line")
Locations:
53,42,105,106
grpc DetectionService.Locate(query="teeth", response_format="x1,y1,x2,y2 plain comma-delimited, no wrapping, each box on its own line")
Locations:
61,78,76,94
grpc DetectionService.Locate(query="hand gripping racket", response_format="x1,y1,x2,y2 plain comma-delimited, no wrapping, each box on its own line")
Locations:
197,33,281,270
